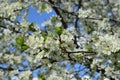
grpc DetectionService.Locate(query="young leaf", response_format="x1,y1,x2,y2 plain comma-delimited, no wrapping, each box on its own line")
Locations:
41,31,47,40
16,36,24,46
88,47,93,52
38,75,46,80
29,23,36,32
55,27,63,36
21,44,29,51
41,4,47,11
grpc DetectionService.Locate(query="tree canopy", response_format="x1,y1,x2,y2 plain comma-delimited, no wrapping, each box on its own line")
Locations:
0,0,120,80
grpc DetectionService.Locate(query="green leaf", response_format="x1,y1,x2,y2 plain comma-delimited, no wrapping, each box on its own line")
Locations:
41,4,46,11
41,31,47,40
44,48,49,52
55,27,63,36
16,36,24,46
87,28,94,34
38,75,46,80
16,36,28,51
21,44,29,51
51,16,57,22
29,23,36,32
0,35,4,39
21,0,24,2
88,47,93,52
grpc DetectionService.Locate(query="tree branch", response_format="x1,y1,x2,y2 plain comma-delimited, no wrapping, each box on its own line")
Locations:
0,66,14,71
66,50,96,54
84,17,120,24
48,0,68,29
74,0,82,48
0,24,20,33
43,0,76,15
75,0,82,28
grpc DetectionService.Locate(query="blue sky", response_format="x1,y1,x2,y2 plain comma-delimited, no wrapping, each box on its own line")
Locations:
27,6,56,29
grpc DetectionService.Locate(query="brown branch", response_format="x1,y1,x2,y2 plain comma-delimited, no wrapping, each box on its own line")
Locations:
43,0,76,16
0,24,7,29
66,51,96,54
0,64,42,72
48,0,68,29
0,16,20,25
68,53,77,62
84,17,120,24
0,66,14,71
0,24,20,33
0,16,21,33
73,35,79,48
75,0,82,27
74,0,82,48
96,66,115,80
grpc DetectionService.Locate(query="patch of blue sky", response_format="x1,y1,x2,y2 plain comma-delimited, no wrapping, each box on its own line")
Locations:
27,6,56,30
92,72,99,80
66,63,72,71
33,68,40,78
74,63,99,80
74,63,87,72
4,78,9,80
6,45,16,52
0,63,8,68
18,65,24,71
